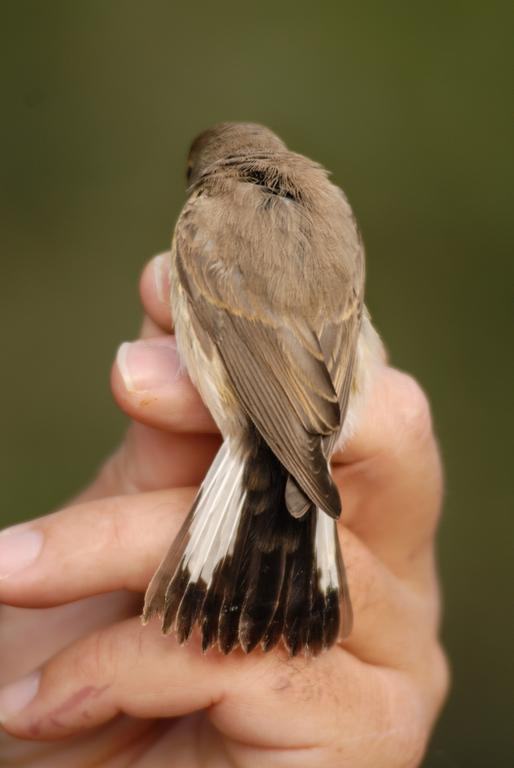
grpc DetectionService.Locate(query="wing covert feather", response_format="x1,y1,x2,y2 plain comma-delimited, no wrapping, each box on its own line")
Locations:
174,190,362,518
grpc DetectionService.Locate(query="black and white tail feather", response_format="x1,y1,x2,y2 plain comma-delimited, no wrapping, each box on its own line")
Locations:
143,434,352,656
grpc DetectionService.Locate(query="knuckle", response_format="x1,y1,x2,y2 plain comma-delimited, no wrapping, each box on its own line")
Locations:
267,655,336,709
428,642,451,712
74,627,115,683
341,530,392,618
330,672,431,768
381,688,430,768
393,731,428,768
391,372,433,446
269,658,320,703
93,444,139,497
345,547,383,616
106,500,129,551
380,645,449,767
93,495,132,553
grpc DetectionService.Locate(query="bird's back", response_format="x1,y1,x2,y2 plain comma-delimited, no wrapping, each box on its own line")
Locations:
186,150,364,323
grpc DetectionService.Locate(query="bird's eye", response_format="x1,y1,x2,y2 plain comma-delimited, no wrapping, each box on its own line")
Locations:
186,163,193,182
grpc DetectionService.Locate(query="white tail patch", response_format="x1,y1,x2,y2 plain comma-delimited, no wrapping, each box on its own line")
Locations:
314,508,353,639
143,440,352,652
142,440,246,628
183,441,246,585
314,510,340,593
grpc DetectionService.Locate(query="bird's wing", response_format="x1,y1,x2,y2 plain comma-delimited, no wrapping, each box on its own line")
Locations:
318,295,362,449
174,192,362,518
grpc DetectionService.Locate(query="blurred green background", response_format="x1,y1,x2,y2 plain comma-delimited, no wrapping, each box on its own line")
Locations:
1,2,512,764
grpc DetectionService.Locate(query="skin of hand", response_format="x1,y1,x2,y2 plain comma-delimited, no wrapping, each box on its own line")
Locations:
0,253,449,768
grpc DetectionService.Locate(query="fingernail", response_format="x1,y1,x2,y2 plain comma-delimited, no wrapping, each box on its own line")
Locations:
0,526,43,579
116,338,183,392
0,670,40,723
153,252,169,303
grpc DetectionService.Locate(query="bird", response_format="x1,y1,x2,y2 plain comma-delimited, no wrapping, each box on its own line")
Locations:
142,122,383,656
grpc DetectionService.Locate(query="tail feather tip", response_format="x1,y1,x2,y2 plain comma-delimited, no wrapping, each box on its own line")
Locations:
142,442,352,656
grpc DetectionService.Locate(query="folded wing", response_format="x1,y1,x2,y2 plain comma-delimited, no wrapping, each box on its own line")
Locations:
175,191,363,519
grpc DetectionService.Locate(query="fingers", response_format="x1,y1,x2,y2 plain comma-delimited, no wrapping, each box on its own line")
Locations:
0,614,443,768
334,367,443,582
139,252,173,332
0,593,138,686
112,336,215,434
0,493,434,673
0,490,189,606
102,334,216,496
0,618,226,741
79,422,220,502
73,251,212,503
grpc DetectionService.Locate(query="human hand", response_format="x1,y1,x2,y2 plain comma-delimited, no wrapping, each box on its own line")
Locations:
0,254,448,767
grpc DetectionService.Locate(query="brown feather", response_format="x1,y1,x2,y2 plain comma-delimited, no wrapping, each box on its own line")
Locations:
173,153,363,516
144,122,377,655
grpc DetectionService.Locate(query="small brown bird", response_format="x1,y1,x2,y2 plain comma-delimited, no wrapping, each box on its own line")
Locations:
143,122,383,655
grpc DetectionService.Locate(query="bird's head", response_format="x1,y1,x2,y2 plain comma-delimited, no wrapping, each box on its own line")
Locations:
185,122,286,185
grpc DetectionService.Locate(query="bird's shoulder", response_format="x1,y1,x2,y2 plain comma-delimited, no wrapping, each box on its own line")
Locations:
174,152,364,321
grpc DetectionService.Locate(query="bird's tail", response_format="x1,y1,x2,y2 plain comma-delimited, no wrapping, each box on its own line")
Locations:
142,437,352,655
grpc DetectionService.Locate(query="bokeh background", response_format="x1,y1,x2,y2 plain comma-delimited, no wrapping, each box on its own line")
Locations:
1,2,512,764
